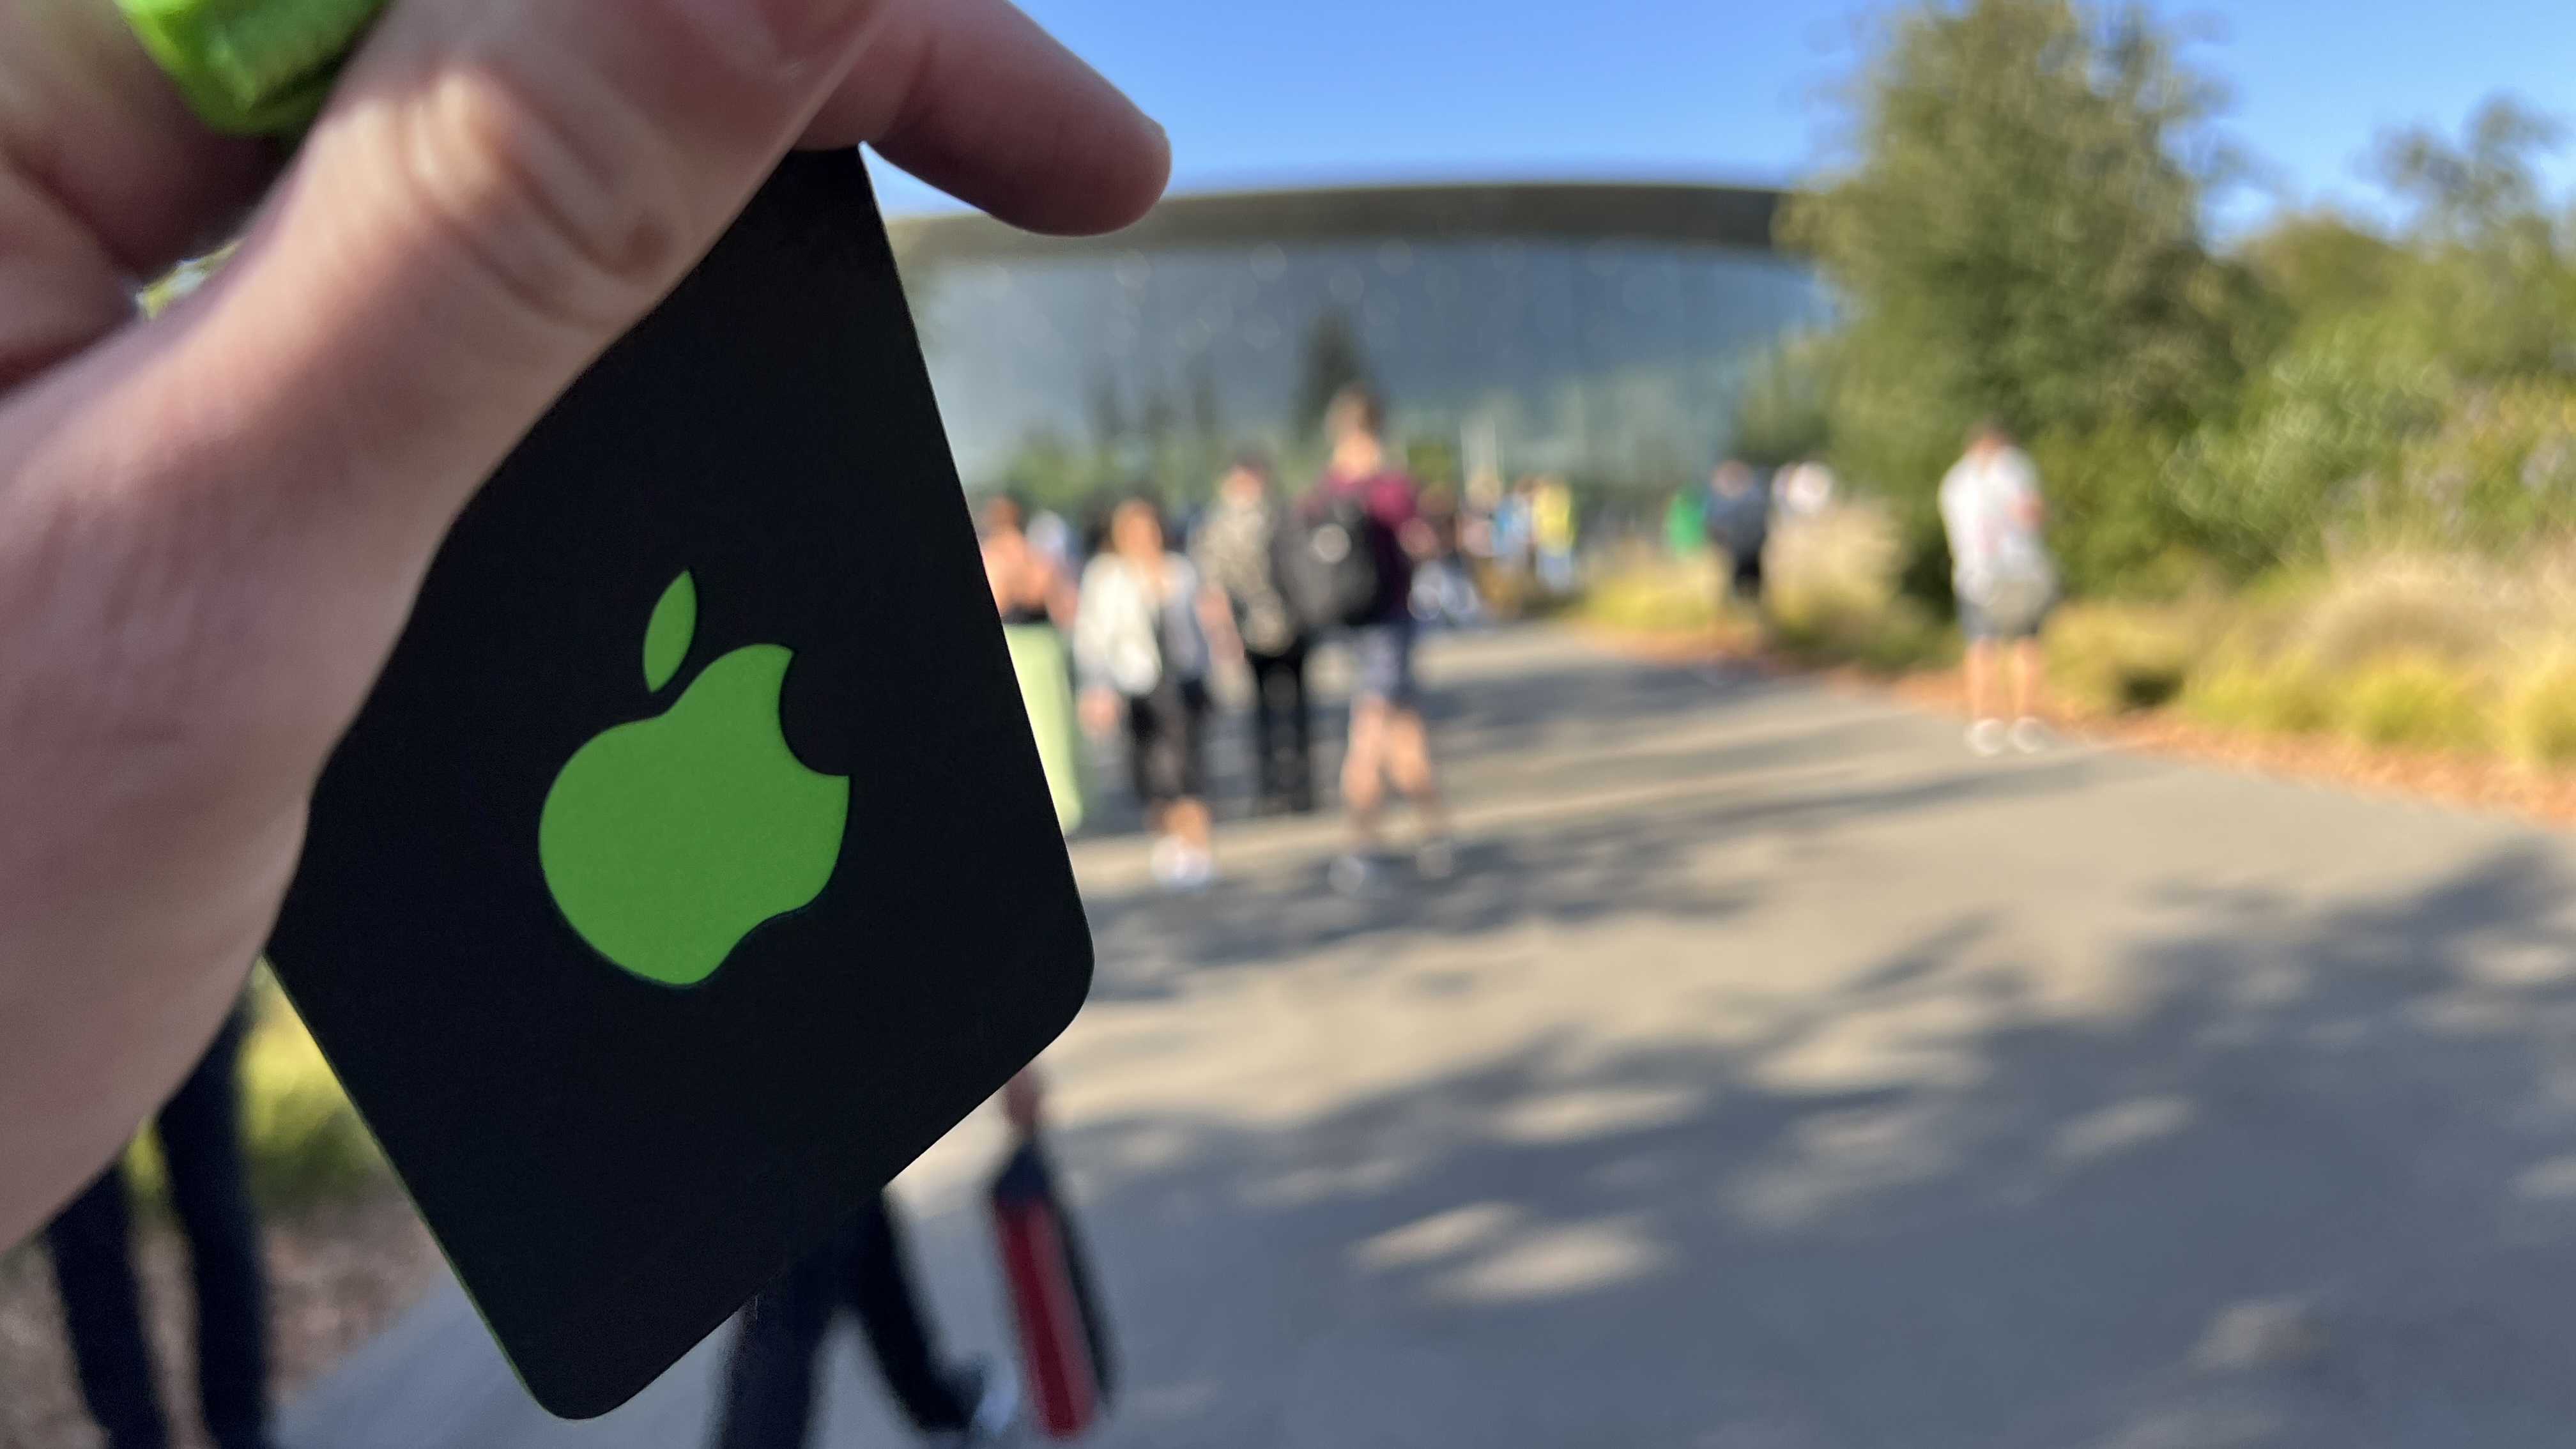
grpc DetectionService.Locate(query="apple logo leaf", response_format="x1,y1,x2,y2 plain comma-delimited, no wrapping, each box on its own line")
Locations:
644,571,696,691
538,571,850,987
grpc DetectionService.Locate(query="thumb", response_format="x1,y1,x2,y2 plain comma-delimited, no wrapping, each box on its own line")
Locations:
151,0,893,555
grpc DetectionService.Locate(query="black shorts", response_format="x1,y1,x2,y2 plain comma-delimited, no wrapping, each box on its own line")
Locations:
1726,551,1764,602
1126,680,1209,806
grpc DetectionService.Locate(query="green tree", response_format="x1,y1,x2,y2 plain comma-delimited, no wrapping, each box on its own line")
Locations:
1730,334,1838,467
2178,97,2576,572
2237,210,2404,328
2371,96,2576,380
1785,0,2264,595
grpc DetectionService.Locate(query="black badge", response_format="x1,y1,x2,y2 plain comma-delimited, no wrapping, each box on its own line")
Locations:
266,151,1092,1418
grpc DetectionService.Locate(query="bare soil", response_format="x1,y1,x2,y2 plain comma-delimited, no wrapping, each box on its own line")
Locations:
1,1192,438,1449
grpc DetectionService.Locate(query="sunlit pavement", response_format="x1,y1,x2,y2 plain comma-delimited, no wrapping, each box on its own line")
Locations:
288,625,2576,1448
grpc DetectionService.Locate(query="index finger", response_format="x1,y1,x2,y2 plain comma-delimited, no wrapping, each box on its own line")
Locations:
801,0,1168,236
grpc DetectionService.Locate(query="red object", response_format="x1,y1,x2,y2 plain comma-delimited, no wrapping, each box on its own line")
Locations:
991,1140,1114,1439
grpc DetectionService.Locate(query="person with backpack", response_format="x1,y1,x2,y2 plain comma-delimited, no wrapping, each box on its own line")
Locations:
1297,386,1453,895
1939,420,2058,756
1075,498,1235,889
1192,456,1314,816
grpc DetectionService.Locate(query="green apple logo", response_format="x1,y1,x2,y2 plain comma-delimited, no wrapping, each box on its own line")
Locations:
538,572,849,986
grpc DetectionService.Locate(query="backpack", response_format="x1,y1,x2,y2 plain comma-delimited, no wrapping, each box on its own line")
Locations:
1276,495,1384,631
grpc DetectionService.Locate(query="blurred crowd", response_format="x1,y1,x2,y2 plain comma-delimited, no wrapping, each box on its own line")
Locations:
978,383,1457,897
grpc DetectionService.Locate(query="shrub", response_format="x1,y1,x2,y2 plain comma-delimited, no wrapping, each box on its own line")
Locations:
2504,659,2576,768
2293,558,2496,672
2182,656,2336,735
2334,654,2489,753
1577,553,1724,637
2164,328,2437,575
1846,602,1956,674
125,976,385,1213
1765,503,1958,673
238,986,385,1206
2046,601,2206,716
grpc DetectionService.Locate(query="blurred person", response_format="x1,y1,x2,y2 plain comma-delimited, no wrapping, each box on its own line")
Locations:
1779,460,1837,518
1025,510,1077,583
1704,460,1771,613
979,494,1077,627
1461,469,1504,562
1492,478,1537,581
1939,420,2058,756
979,496,1086,831
716,1073,1046,1449
1407,484,1484,629
0,0,1168,1243
1312,386,1453,894
1192,456,1314,816
45,1001,270,1449
1075,499,1234,887
1664,482,1707,558
1531,476,1578,595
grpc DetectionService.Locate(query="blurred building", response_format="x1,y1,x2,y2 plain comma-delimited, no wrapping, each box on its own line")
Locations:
887,181,1827,499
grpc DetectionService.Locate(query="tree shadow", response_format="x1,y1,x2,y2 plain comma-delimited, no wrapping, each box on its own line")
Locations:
1032,845,2576,1448
1073,627,1811,840
1081,748,2112,1000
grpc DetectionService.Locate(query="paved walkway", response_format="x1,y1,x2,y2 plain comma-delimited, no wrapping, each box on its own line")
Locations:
286,627,2576,1448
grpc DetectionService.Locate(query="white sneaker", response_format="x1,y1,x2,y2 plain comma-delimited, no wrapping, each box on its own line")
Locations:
1148,835,1189,887
927,1362,1018,1446
2009,717,2052,755
1966,718,2008,757
1174,845,1218,891
969,1363,1019,1441
1329,852,1384,897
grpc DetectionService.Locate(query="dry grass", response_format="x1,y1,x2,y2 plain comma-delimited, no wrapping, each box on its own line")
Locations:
1578,503,1951,673
1887,664,2576,829
1589,535,2576,829
2504,658,2576,768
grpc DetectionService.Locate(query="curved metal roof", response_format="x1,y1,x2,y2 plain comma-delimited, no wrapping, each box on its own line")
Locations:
887,180,1788,265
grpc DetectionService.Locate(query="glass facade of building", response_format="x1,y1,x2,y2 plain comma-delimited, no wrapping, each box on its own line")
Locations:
889,182,1828,498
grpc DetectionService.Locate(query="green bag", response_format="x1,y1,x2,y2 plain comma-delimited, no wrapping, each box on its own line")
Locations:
1003,624,1088,835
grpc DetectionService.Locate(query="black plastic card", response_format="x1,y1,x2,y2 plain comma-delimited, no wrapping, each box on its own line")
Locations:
266,151,1092,1418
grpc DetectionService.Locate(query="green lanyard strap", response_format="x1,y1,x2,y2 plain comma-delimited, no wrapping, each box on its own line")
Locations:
117,0,391,137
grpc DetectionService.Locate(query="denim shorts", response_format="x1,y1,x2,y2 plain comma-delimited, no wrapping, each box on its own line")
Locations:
1347,620,1419,707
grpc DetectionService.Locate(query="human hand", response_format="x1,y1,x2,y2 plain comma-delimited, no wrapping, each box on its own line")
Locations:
0,0,1165,1244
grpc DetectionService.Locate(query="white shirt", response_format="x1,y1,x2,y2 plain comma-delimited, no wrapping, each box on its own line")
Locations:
1073,553,1209,696
1938,445,2046,589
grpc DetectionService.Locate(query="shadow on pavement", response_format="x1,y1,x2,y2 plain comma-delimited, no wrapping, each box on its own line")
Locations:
1075,627,1802,840
1055,845,2576,1448
1084,749,2110,998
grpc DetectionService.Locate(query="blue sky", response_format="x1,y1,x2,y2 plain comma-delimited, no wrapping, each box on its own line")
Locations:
870,0,2576,229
